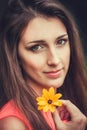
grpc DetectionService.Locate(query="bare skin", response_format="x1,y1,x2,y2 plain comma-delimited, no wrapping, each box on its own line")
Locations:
0,117,28,130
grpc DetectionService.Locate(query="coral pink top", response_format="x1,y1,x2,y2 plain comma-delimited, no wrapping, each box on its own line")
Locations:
0,100,56,130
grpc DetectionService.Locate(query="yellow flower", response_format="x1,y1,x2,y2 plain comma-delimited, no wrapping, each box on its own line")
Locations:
36,87,63,112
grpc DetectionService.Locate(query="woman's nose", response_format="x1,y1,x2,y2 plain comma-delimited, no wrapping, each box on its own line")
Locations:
47,48,60,66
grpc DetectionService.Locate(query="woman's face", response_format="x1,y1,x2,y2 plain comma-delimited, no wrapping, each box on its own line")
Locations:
18,17,70,95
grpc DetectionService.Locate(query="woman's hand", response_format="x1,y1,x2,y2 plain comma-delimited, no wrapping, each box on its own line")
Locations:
53,100,87,130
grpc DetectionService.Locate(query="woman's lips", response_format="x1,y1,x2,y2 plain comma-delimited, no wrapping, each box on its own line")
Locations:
44,69,63,78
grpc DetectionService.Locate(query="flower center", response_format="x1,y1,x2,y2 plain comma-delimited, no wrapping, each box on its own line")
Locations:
48,99,52,104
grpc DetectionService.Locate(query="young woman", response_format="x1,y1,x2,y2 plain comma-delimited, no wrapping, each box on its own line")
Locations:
0,0,87,130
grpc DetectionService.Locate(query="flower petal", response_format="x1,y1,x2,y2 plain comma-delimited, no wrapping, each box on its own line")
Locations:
54,93,62,99
49,87,54,99
49,104,55,112
37,100,47,106
38,105,44,110
43,104,49,112
36,97,45,102
53,100,63,106
42,89,49,100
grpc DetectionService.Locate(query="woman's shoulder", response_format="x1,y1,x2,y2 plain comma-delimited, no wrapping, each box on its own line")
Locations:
0,116,28,130
0,100,31,130
0,100,24,120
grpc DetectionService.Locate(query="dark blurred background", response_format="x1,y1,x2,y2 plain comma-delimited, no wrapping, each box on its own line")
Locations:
0,0,87,56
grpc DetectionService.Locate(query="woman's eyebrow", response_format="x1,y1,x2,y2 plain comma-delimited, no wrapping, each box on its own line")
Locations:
28,40,46,44
57,34,68,39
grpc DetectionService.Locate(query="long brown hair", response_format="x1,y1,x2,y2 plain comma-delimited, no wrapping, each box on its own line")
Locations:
0,0,87,129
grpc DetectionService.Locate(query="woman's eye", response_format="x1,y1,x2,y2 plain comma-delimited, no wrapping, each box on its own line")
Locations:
29,45,43,52
57,38,68,46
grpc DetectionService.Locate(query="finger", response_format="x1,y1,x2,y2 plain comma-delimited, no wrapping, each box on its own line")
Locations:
60,100,86,122
53,108,68,129
53,108,63,125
